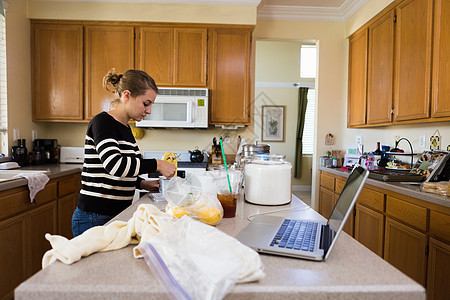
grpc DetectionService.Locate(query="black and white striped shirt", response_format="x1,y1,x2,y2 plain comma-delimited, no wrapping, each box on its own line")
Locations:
77,112,157,216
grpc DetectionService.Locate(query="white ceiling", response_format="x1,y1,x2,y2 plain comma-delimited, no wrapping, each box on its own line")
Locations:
40,0,368,22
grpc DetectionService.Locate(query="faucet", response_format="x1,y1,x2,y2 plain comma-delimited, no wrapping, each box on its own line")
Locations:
391,137,415,167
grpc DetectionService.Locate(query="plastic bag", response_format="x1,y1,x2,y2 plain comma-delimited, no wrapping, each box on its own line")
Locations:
164,176,223,226
136,216,265,300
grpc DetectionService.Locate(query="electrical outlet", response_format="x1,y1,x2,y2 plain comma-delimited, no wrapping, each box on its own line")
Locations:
13,129,19,141
355,135,363,145
224,136,231,144
419,135,426,148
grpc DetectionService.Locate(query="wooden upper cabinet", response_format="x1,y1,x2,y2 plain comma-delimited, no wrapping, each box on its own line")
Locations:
367,10,395,124
209,27,252,125
431,0,450,118
173,28,207,86
31,23,83,121
137,27,207,87
85,26,134,120
137,27,173,86
393,0,433,121
347,29,368,127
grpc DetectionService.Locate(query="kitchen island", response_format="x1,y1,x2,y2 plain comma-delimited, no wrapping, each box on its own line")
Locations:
15,192,425,299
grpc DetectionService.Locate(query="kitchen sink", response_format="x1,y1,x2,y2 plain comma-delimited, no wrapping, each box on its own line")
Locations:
0,170,49,182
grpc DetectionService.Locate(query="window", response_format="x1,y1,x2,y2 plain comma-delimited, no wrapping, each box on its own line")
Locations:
300,45,316,78
0,9,7,155
302,89,315,155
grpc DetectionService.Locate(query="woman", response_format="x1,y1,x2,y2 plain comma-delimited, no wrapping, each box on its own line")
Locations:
71,69,176,237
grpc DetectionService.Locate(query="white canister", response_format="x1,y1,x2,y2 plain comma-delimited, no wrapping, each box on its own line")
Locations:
244,154,292,205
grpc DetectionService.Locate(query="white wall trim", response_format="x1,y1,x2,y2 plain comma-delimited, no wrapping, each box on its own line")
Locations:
257,0,368,22
292,185,311,192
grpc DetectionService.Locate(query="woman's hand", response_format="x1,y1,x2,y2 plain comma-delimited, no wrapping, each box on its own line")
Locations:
140,179,159,192
156,159,177,179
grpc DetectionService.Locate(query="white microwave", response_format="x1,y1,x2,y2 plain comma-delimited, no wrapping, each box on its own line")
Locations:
136,88,208,128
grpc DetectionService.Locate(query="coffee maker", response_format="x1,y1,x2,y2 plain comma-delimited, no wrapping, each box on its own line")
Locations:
11,139,28,166
32,139,58,164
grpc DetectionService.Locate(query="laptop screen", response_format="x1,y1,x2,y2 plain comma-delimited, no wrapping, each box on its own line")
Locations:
327,166,368,233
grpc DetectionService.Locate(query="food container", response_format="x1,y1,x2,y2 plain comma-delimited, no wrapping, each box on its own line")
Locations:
237,141,270,168
244,153,292,205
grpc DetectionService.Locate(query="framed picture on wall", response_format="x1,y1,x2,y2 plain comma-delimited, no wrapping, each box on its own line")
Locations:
262,105,285,142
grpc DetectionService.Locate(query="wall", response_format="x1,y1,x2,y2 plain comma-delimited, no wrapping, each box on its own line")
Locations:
27,0,256,25
5,0,49,156
254,40,313,187
254,19,347,208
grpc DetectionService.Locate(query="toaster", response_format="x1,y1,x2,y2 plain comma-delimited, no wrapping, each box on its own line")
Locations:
60,147,84,164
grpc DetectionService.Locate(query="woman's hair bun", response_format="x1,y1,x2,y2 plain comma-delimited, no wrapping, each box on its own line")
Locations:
103,69,123,93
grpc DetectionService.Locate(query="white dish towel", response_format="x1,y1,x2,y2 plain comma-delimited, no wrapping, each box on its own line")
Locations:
14,172,50,203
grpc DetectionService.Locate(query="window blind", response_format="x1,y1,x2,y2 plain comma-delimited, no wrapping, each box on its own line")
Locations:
302,89,315,155
0,12,7,155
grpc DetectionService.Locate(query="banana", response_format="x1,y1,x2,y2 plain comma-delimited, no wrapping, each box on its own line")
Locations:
162,152,178,173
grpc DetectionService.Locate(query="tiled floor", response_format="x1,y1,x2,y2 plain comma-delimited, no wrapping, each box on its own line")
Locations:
293,190,311,207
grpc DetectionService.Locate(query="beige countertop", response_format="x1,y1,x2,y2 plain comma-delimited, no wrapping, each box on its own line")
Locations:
320,166,450,208
15,193,425,299
0,163,82,191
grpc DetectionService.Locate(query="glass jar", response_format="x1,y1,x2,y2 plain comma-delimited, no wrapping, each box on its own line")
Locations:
244,154,292,205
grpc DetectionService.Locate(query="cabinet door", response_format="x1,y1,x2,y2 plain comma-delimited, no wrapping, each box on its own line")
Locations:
173,28,207,87
319,187,335,218
27,201,57,277
393,0,433,121
367,10,394,124
85,26,134,120
137,27,173,86
31,23,83,121
427,237,450,300
210,28,252,125
58,193,77,239
0,214,27,300
431,0,450,118
355,203,384,257
347,29,368,127
384,217,427,286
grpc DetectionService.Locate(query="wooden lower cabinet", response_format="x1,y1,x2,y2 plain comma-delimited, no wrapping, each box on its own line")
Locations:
27,201,57,276
427,237,450,300
0,172,81,300
319,186,334,218
0,213,27,300
355,203,384,257
319,170,449,297
384,217,427,286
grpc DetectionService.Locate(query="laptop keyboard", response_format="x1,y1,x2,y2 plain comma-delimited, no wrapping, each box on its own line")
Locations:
270,219,318,252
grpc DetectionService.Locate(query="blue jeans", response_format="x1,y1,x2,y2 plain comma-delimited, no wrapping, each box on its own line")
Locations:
72,207,113,237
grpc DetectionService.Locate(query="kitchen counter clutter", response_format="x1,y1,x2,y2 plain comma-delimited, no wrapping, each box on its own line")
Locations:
319,167,450,208
15,194,425,299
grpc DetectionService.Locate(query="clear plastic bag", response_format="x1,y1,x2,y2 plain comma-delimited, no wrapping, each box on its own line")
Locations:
136,216,265,300
164,176,223,226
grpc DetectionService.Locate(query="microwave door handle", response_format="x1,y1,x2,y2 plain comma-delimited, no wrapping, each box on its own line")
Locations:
191,101,195,123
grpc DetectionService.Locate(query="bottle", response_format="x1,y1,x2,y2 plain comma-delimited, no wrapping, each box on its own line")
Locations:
374,142,382,155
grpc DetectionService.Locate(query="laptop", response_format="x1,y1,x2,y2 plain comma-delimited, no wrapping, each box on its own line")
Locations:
236,166,369,261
